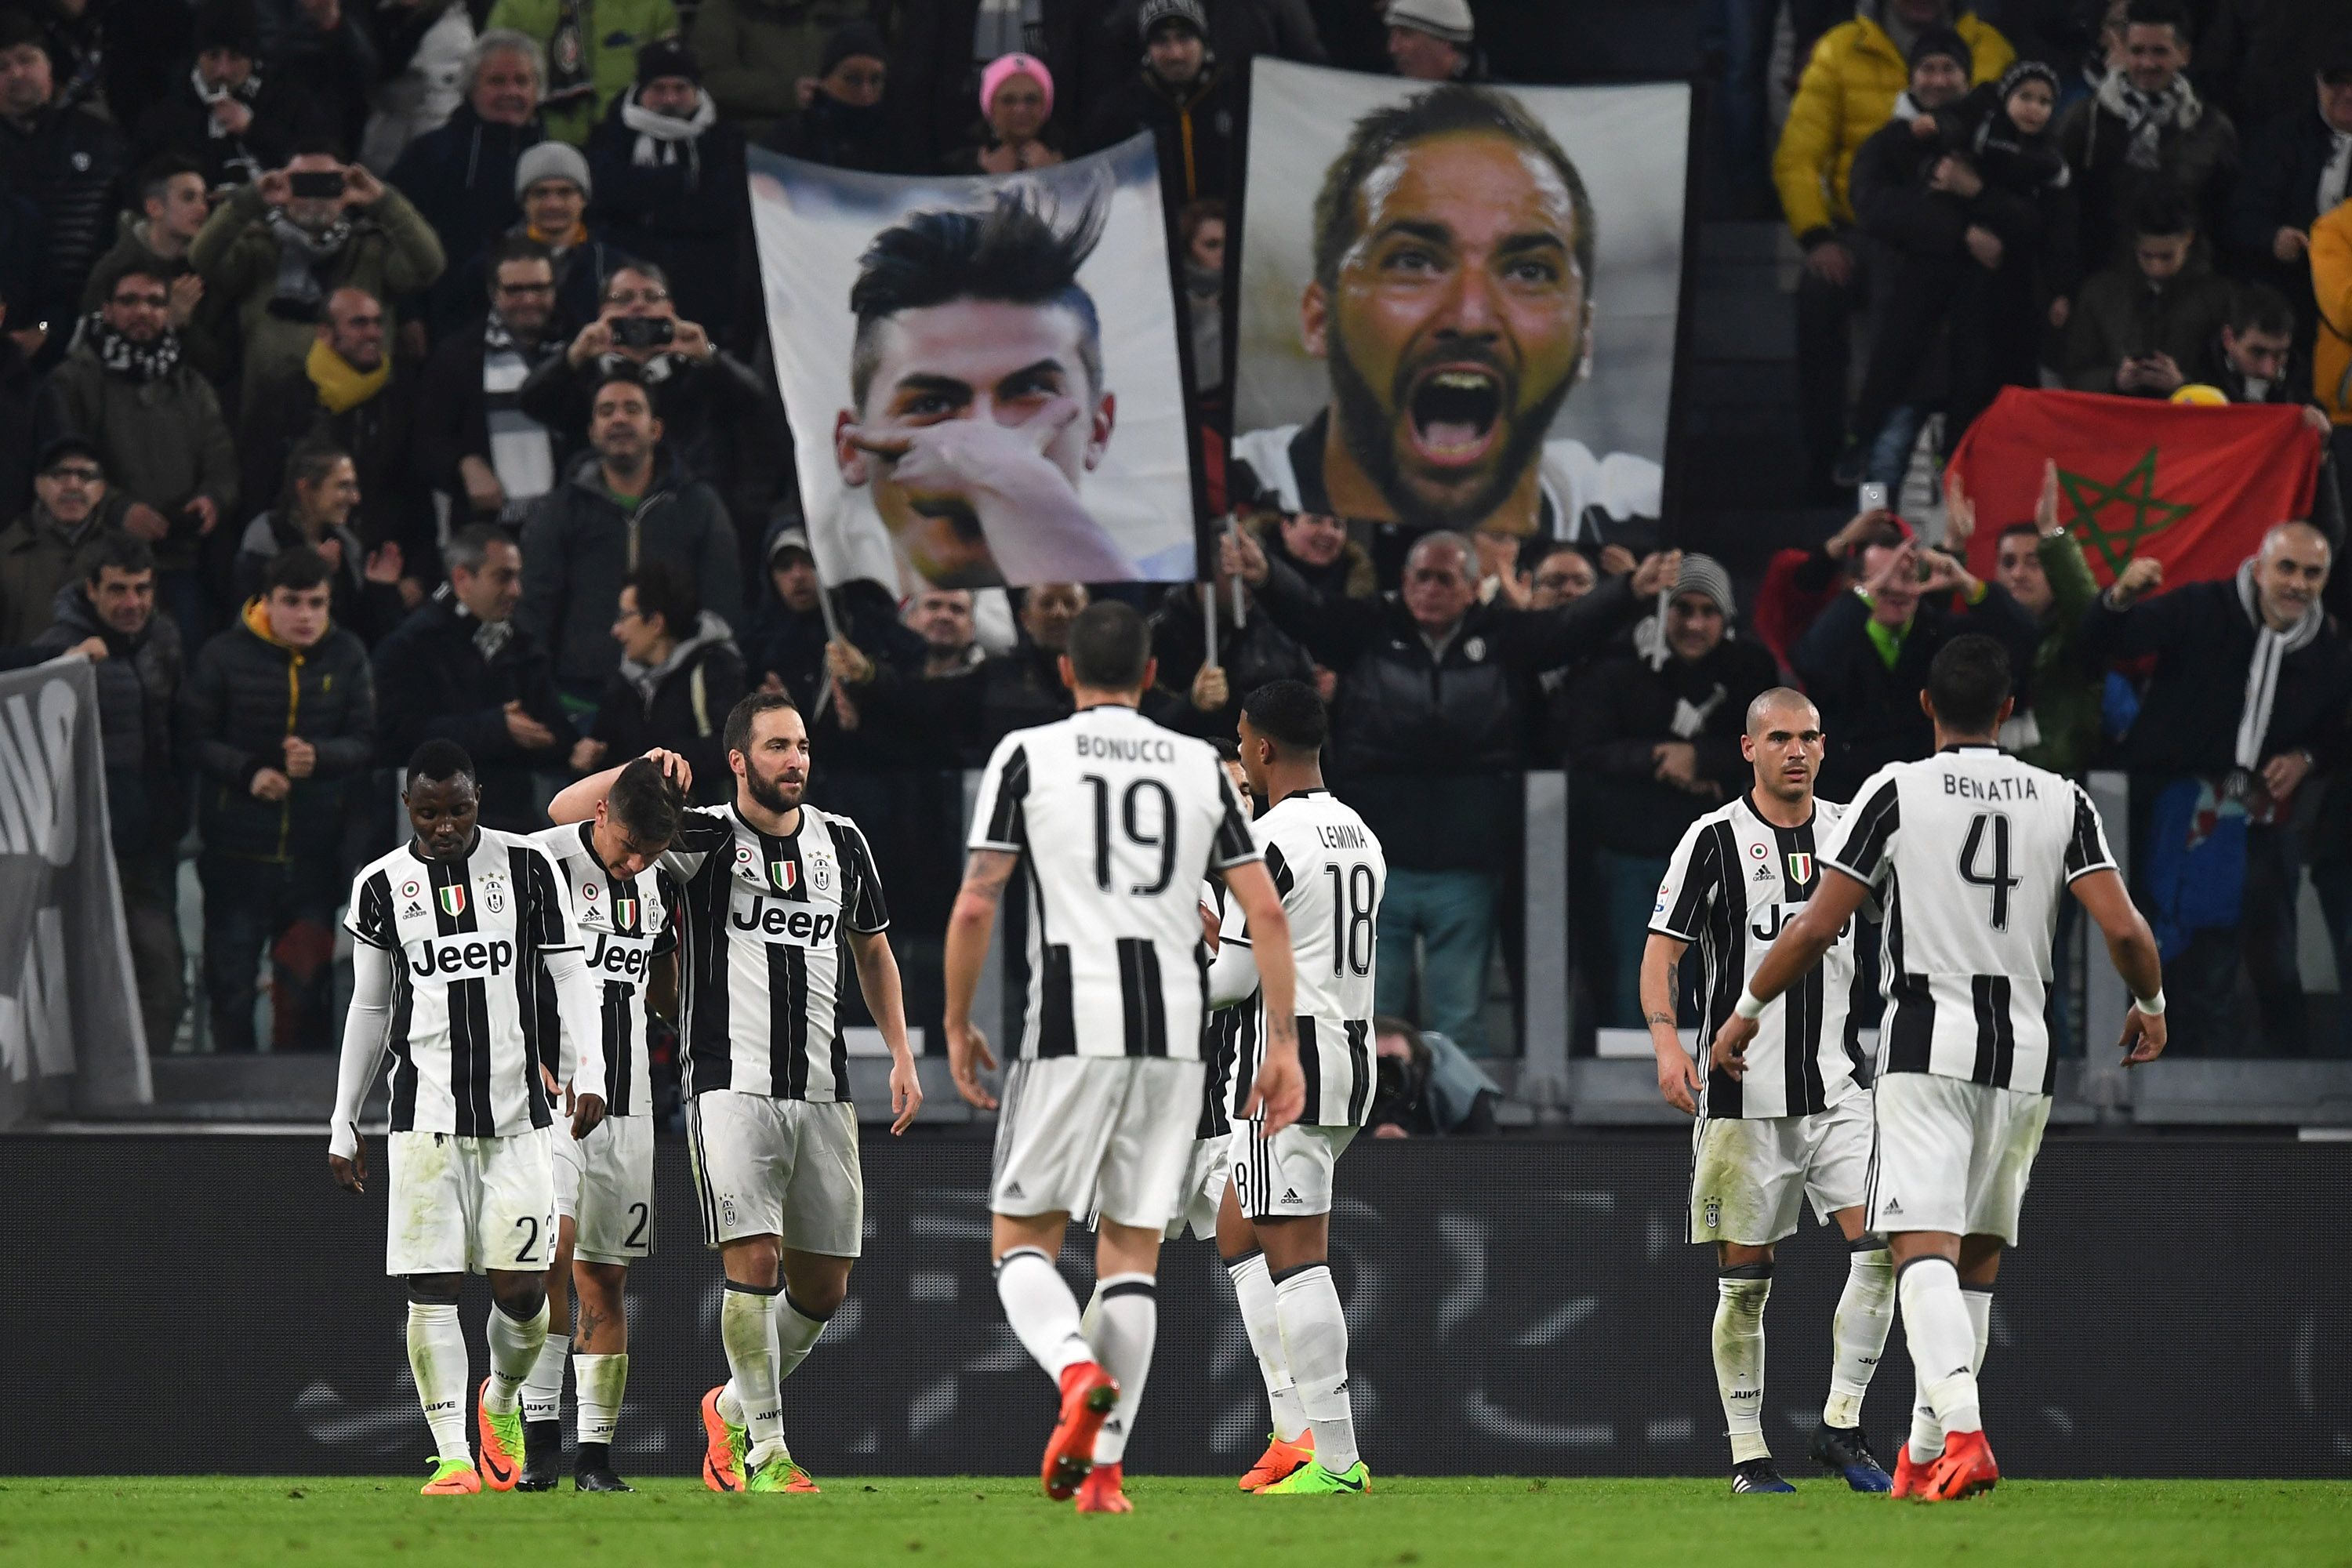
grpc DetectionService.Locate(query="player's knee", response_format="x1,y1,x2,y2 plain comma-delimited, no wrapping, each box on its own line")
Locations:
725,1236,782,1285
405,1274,462,1305
786,1280,846,1320
491,1278,547,1320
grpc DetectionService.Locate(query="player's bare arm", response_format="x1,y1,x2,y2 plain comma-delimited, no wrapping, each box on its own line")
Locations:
1221,859,1305,1134
942,848,1018,1109
1640,933,1700,1114
847,927,925,1133
548,748,695,824
2070,866,2169,1065
1710,868,1871,1078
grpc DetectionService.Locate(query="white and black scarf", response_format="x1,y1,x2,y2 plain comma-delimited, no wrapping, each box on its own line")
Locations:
619,86,717,172
264,209,352,318
85,312,182,382
2233,555,2326,771
483,313,557,515
2318,118,2352,219
2095,67,2201,172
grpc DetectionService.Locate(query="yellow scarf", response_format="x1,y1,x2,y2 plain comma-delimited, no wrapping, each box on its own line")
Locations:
306,336,390,415
526,220,590,251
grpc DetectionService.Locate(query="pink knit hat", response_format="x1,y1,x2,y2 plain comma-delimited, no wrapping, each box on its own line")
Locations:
979,52,1053,121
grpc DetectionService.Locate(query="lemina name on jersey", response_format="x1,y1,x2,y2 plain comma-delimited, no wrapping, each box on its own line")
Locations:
660,803,888,1102
345,828,582,1137
529,822,679,1120
1227,789,1387,1129
1826,745,2115,1096
1653,793,1868,1121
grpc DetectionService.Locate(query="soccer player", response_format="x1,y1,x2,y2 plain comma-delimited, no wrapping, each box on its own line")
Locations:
1711,636,2166,1503
328,740,612,1496
943,602,1305,1514
1210,678,1386,1497
515,758,686,1493
550,702,924,1496
1643,688,1894,1495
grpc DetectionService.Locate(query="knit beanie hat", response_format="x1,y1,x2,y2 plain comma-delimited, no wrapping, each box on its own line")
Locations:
979,51,1053,119
1138,0,1208,42
820,20,888,78
515,140,592,200
634,37,701,88
1908,25,1973,77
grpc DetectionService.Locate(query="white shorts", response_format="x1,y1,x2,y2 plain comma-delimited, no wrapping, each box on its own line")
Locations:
1168,1135,1230,1241
989,1057,1204,1232
1867,1072,2051,1246
686,1091,863,1258
1690,1091,1875,1246
387,1126,556,1278
1229,1120,1358,1222
553,1113,655,1265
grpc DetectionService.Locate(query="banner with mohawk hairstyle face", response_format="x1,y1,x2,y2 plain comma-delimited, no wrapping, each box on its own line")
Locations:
750,134,1203,592
1230,63,1688,556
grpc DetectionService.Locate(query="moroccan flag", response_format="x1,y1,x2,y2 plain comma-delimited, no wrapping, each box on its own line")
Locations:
1947,388,2323,589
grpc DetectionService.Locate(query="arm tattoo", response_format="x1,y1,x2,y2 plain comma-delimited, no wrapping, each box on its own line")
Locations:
1646,1011,1675,1029
957,849,1019,907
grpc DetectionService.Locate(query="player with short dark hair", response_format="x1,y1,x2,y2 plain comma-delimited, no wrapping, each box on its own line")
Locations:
944,604,1306,1513
1642,687,1894,1495
329,740,613,1496
1712,635,2167,1503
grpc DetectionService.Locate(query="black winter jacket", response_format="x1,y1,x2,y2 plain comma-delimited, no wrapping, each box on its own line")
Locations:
0,103,128,329
1559,640,1781,858
31,579,184,855
387,106,545,332
590,612,746,804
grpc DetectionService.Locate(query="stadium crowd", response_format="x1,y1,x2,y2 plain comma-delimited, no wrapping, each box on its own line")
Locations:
0,0,2344,1075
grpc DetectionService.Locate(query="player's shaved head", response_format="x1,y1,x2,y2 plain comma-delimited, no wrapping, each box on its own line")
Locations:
1065,601,1152,691
1745,686,1819,738
1925,633,2013,737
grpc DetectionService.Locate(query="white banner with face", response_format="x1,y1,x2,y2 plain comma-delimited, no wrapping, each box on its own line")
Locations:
750,134,1201,593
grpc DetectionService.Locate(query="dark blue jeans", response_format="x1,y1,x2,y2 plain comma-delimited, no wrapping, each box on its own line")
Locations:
198,852,342,1052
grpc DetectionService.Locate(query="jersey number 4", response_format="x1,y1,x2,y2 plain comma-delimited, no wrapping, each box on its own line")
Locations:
1324,862,1374,977
1958,811,2020,931
1083,775,1179,895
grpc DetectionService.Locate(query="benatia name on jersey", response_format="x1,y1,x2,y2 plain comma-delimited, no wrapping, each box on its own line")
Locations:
1942,773,2039,801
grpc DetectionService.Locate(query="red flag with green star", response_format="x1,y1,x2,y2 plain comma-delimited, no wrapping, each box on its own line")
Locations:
1947,388,2324,589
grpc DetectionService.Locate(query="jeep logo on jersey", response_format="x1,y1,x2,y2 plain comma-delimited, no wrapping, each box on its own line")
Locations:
586,932,652,977
770,859,797,893
1788,851,1813,884
731,901,837,946
437,885,466,918
412,936,514,977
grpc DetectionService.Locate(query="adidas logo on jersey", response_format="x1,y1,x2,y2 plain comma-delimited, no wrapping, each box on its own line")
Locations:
1752,863,1775,883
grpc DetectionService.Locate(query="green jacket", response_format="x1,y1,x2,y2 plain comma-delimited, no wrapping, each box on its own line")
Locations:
485,0,682,145
688,0,860,139
2016,529,2102,778
188,183,447,414
40,341,239,573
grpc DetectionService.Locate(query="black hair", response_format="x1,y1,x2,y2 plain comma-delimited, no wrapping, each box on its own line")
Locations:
287,133,350,162
78,532,155,583
485,232,554,297
1209,734,1240,763
848,188,1105,408
277,441,352,522
607,756,683,845
2227,282,2296,339
1064,601,1151,690
600,258,670,302
2129,180,2196,238
406,738,477,783
1313,85,1595,297
723,690,800,760
1241,678,1329,753
262,544,333,594
1927,633,2013,735
136,152,202,210
1996,520,2041,546
2123,0,2190,43
91,252,173,303
624,557,701,639
592,363,655,411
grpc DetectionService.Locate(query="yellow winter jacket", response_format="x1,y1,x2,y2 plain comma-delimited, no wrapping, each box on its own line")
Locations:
2313,199,2352,427
1772,9,2016,241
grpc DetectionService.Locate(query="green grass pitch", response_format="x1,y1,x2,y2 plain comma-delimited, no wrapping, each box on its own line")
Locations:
3,1477,2347,1566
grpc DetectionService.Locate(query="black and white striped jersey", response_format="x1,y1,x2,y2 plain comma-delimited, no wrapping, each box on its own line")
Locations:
1652,793,1870,1120
1228,790,1386,1129
660,803,889,1102
1198,880,1245,1140
1826,745,2116,1095
344,829,581,1138
529,822,678,1118
968,704,1261,1062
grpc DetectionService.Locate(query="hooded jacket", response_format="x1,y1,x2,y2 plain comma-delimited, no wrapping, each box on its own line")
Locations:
31,579,185,852
516,449,742,696
178,595,376,862
590,610,746,800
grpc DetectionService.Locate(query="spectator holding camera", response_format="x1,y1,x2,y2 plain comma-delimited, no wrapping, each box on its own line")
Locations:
2063,183,2234,396
189,143,446,412
1364,1014,1500,1137
586,40,749,344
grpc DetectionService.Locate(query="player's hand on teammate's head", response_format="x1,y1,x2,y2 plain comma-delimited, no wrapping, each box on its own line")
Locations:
328,1143,366,1193
2119,1007,2167,1066
887,1054,923,1134
642,747,693,793
570,1091,606,1140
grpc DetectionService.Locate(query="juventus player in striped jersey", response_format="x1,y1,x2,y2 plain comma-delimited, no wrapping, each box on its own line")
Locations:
1643,688,1894,1495
1211,679,1385,1497
328,741,612,1496
515,758,686,1494
944,603,1305,1515
551,702,923,1497
1714,637,2165,1504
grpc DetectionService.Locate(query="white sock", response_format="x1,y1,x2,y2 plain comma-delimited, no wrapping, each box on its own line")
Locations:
574,1352,628,1446
721,1282,786,1466
775,1294,829,1385
406,1300,473,1462
1273,1264,1359,1474
521,1331,570,1425
1824,1247,1893,1431
484,1298,550,1416
1898,1258,1982,1446
1227,1251,1308,1443
1087,1273,1158,1465
994,1247,1093,1380
1907,1282,1993,1461
1712,1267,1773,1464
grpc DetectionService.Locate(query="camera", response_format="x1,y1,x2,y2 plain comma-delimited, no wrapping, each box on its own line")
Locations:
288,170,346,201
610,316,676,349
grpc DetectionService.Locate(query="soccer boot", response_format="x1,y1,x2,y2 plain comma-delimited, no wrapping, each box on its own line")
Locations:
1809,1423,1893,1492
746,1453,822,1494
1890,1446,1936,1499
1074,1462,1133,1513
477,1379,524,1492
1239,1431,1315,1492
575,1465,635,1493
1730,1458,1797,1494
1918,1428,1998,1501
420,1456,481,1496
700,1385,747,1493
1040,1360,1120,1501
1261,1458,1370,1495
517,1420,564,1491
